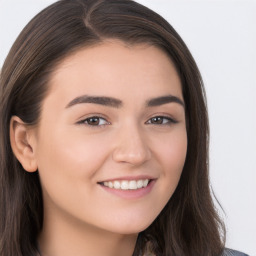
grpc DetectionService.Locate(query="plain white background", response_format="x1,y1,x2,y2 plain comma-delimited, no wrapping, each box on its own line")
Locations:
0,0,255,255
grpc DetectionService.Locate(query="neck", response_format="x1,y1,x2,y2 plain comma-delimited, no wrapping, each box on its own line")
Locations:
38,203,138,256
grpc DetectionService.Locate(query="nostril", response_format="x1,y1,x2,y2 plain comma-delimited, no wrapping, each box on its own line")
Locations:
112,147,151,165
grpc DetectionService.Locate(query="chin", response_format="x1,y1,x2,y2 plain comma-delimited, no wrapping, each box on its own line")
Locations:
104,217,155,235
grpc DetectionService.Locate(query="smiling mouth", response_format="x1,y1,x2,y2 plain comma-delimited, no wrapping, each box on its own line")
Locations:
98,179,151,190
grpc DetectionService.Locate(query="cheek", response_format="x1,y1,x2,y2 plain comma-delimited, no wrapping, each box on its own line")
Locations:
156,127,187,169
154,128,187,191
166,135,187,172
34,127,113,218
36,127,111,179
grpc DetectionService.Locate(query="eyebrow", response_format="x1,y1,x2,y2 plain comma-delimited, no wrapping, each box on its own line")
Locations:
65,94,184,109
66,95,123,108
146,95,184,107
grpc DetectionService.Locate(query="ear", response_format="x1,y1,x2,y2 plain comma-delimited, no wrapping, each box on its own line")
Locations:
10,116,38,172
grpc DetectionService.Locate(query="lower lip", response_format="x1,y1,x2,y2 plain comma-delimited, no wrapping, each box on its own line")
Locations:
99,180,156,199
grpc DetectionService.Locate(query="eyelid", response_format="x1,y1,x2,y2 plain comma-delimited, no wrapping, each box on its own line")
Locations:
75,114,178,127
76,115,110,127
145,115,178,125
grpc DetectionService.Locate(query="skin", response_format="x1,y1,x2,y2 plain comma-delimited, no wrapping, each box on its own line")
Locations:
10,40,187,256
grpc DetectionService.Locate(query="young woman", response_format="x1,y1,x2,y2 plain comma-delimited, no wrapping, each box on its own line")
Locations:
0,0,249,256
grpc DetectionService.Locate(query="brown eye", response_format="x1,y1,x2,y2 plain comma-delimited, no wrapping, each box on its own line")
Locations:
146,116,177,125
151,117,164,124
87,117,100,125
78,116,109,126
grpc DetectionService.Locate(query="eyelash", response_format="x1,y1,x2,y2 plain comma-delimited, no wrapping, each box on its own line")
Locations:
77,115,177,128
146,116,177,125
77,115,110,128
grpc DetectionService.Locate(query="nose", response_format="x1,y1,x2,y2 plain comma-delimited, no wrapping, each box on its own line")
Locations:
112,123,152,166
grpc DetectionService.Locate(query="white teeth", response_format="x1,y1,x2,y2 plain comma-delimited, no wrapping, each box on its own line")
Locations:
129,180,137,190
121,181,129,190
108,181,113,188
102,179,150,190
113,181,121,189
143,179,149,187
137,180,143,188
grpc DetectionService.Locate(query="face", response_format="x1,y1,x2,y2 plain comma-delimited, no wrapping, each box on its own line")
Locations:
32,40,187,235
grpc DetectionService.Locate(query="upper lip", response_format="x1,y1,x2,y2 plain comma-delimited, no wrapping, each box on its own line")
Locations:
98,175,157,183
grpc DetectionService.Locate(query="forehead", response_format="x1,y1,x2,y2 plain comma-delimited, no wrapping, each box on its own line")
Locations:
45,40,183,105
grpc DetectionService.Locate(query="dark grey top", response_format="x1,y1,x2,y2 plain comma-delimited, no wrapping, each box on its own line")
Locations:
223,248,249,256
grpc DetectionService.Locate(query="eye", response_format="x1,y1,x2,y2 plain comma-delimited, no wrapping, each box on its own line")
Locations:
78,116,110,126
146,116,177,125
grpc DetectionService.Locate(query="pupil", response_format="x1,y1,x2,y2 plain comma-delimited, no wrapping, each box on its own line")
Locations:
89,117,99,125
152,117,162,124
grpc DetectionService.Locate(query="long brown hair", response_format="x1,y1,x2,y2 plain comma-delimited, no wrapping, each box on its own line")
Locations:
0,0,225,255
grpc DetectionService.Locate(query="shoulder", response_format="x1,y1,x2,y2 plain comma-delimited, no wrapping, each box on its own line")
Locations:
221,248,249,256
